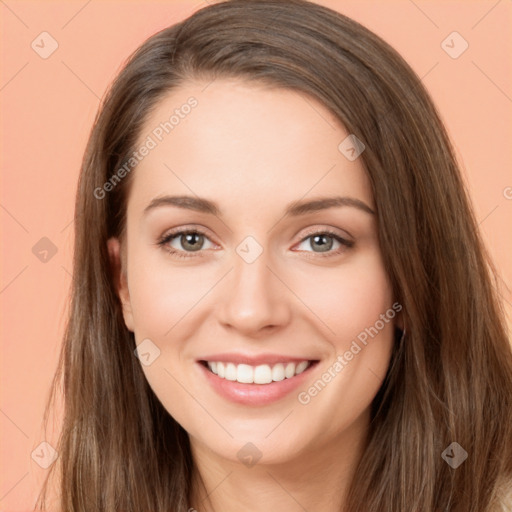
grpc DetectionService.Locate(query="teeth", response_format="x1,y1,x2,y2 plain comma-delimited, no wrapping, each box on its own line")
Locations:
254,364,272,384
225,363,237,381
206,360,312,384
295,361,309,374
285,362,295,378
272,363,285,382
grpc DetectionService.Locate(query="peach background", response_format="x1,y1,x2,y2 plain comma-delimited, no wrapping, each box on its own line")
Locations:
1,0,511,509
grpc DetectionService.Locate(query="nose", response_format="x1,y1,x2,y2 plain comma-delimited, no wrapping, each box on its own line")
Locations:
217,249,292,336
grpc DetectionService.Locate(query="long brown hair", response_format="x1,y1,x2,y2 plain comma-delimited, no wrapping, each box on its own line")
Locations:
35,0,512,510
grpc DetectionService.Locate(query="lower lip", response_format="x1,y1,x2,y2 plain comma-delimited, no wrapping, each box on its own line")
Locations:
197,361,318,406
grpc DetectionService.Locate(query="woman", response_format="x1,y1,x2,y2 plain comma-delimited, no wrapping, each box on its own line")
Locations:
36,0,512,510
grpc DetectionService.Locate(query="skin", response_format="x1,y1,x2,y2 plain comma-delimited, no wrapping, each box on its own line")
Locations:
108,79,398,511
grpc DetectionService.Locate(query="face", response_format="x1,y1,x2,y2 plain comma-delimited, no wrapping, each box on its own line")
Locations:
108,78,397,465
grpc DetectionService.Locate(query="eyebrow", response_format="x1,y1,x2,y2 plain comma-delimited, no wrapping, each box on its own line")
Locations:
143,194,375,217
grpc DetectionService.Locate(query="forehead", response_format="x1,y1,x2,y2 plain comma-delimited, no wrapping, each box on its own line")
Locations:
128,79,373,217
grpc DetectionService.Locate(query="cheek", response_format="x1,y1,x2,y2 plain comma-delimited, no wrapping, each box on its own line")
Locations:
293,251,394,345
127,253,215,339
291,253,395,435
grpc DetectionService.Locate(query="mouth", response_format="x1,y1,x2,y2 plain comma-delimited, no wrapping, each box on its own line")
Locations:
198,359,320,385
197,358,320,406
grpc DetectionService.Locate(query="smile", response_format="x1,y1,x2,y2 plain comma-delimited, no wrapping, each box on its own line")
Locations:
197,359,320,406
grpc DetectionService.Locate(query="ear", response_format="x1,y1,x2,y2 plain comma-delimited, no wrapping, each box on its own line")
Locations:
107,237,134,332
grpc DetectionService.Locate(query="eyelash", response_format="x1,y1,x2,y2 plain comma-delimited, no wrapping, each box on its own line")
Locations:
156,227,354,260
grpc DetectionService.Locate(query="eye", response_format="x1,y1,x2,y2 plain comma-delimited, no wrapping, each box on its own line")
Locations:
157,227,354,260
157,228,216,259
294,229,354,258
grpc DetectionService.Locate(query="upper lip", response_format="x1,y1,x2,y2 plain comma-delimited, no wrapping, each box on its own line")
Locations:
197,353,319,366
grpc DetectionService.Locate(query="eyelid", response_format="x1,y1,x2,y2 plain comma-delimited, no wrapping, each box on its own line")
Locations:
158,224,217,243
296,225,354,243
